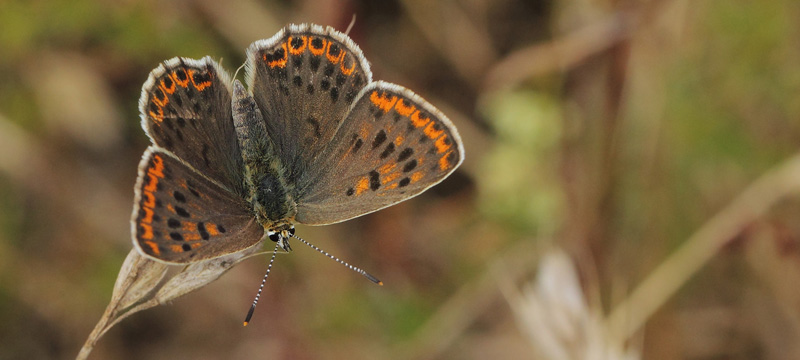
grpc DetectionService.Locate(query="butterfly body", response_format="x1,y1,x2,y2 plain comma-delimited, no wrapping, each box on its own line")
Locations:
232,80,296,234
132,24,464,264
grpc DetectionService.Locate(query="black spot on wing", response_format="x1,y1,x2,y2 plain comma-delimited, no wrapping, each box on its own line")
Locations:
369,170,380,191
175,206,190,218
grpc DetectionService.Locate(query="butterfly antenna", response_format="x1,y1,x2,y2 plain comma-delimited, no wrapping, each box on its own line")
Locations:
233,63,246,82
243,242,280,326
291,233,383,286
345,14,357,35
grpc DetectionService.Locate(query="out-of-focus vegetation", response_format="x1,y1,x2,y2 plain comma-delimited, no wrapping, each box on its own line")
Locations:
1,0,800,359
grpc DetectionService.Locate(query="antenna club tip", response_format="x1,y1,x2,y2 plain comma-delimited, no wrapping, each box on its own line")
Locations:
244,304,256,326
377,281,384,286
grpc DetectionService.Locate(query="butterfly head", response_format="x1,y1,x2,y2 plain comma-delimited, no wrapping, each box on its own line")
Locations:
267,224,295,252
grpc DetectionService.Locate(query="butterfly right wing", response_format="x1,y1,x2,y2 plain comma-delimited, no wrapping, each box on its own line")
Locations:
132,147,264,264
293,82,464,225
245,24,372,190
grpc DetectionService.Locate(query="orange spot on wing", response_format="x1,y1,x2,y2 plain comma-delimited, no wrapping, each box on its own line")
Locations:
379,163,397,174
140,224,154,240
411,171,424,183
183,233,201,241
410,110,430,128
191,243,202,249
340,57,356,75
267,43,289,68
144,240,160,254
140,206,155,224
171,69,190,87
395,135,405,145
160,77,176,94
142,191,156,209
423,122,444,140
355,176,370,195
439,151,453,170
149,155,165,177
359,125,370,139
287,36,307,55
170,245,184,253
309,38,326,56
151,88,169,107
382,171,401,184
206,223,221,236
434,134,451,153
188,69,213,91
143,174,159,193
192,80,212,91
148,108,164,122
182,222,196,232
325,42,345,64
394,100,416,116
370,91,398,113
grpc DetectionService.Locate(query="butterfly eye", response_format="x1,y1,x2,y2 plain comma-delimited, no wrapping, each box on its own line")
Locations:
268,231,281,242
289,227,296,236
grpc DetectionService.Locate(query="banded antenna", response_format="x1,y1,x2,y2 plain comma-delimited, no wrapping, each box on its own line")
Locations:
243,233,382,326
243,242,280,326
292,233,383,286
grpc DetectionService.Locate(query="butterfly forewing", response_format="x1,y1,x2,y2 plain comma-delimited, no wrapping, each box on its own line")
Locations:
140,57,246,196
245,24,373,188
132,147,263,264
294,82,465,225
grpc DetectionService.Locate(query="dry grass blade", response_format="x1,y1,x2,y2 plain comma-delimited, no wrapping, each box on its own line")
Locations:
607,152,800,344
77,244,263,360
397,240,541,360
501,250,640,360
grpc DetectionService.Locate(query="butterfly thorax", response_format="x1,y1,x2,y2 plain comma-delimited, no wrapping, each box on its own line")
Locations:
231,80,297,229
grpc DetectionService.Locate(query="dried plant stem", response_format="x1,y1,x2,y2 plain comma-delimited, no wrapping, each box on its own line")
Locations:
607,152,800,342
77,246,264,360
77,250,169,360
483,11,635,92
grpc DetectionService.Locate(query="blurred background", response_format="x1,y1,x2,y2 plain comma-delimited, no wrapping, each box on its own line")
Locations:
1,0,800,359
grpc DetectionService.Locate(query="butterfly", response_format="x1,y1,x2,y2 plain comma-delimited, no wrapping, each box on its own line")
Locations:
131,23,463,283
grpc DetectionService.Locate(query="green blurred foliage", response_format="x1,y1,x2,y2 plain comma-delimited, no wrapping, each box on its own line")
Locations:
479,90,564,235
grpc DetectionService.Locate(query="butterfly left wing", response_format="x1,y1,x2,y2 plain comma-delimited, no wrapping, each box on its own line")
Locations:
132,147,263,264
140,57,246,197
294,82,464,225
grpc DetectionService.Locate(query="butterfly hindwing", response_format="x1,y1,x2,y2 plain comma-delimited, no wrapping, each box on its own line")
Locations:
245,24,373,189
132,147,263,264
294,82,465,225
140,57,246,196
